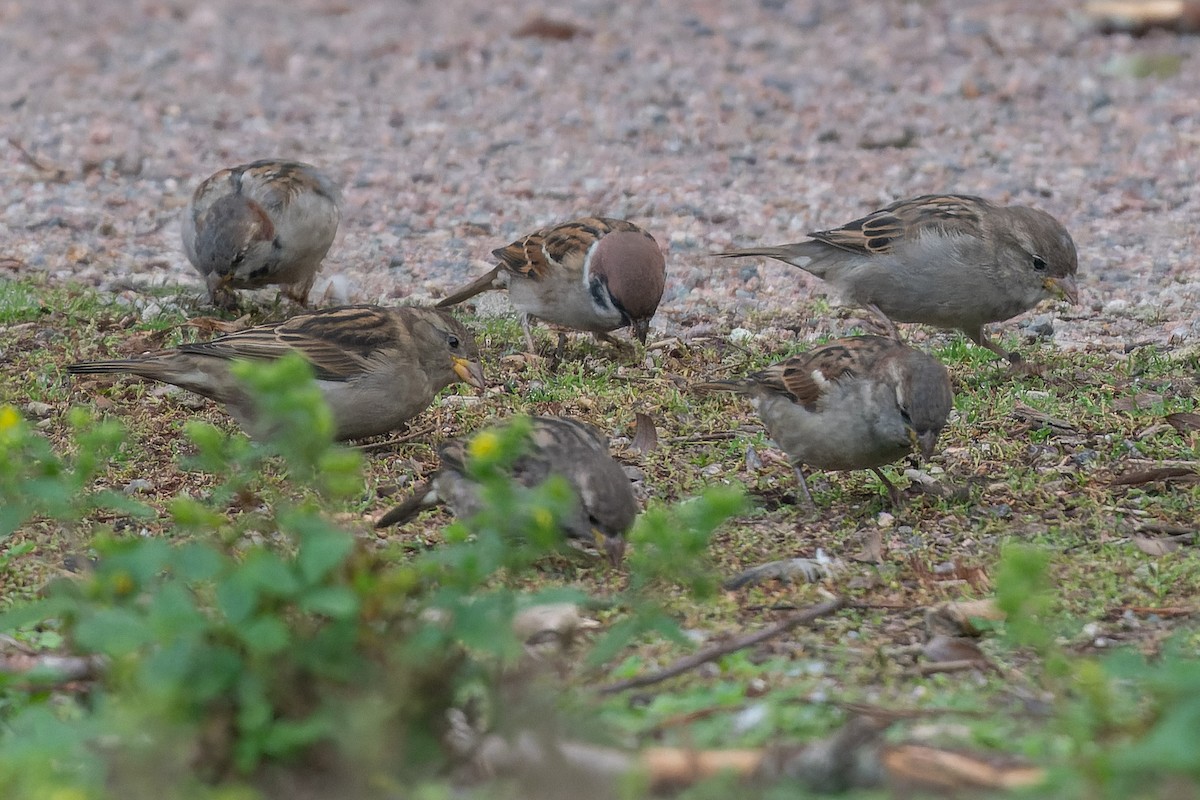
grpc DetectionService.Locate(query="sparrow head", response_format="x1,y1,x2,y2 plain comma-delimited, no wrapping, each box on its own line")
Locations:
593,526,627,567
1000,205,1079,307
589,230,666,343
412,309,485,389
891,351,954,461
193,195,276,279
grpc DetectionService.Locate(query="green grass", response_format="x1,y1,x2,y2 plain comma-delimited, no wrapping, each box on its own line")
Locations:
1,274,1198,797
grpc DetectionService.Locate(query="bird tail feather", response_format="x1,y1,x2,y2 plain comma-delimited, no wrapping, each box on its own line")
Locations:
435,267,503,308
375,481,440,528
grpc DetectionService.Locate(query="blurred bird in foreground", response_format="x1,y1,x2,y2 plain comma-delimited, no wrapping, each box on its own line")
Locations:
376,415,637,566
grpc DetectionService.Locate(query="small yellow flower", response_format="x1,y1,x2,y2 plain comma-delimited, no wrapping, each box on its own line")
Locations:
468,430,501,460
0,404,22,433
532,507,554,530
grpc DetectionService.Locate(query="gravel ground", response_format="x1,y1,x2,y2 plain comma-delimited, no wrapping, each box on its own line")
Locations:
2,0,1198,351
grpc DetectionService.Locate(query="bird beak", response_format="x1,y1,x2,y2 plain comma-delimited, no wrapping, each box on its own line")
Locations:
917,430,940,461
593,529,626,567
631,318,651,345
452,357,486,389
1044,275,1079,305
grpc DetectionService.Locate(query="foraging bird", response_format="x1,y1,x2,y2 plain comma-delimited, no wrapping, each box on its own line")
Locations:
436,217,666,351
67,306,484,441
182,159,342,308
376,416,637,565
717,194,1078,362
695,336,953,507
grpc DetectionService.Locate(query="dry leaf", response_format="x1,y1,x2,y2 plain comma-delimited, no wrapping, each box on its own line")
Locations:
925,598,1005,637
1109,467,1199,487
1166,412,1200,433
882,744,1045,791
1086,0,1200,34
186,315,252,335
1132,535,1182,556
1113,392,1163,413
852,529,884,564
923,635,989,666
513,16,588,40
1012,404,1077,432
630,412,659,453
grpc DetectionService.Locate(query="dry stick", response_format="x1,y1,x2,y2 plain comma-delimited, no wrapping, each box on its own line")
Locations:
353,425,438,452
597,596,845,695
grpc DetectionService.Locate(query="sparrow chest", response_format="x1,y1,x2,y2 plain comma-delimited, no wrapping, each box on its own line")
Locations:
318,369,436,441
752,382,911,471
507,263,624,332
849,237,1017,326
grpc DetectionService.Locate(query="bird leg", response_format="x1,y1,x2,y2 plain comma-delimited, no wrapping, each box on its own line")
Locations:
971,327,1043,375
519,314,538,353
871,467,904,508
793,465,817,510
593,331,637,358
863,304,902,340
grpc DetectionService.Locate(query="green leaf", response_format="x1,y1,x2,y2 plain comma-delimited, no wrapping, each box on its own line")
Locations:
283,512,354,585
172,542,224,582
216,576,258,626
240,550,300,598
74,607,155,656
168,496,226,530
237,615,291,655
299,586,359,619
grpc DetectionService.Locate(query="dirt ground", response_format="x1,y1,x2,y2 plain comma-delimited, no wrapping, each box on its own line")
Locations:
1,0,1198,350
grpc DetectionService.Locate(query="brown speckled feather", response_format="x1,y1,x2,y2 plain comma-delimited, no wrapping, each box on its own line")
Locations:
492,217,644,280
177,305,402,382
748,336,899,410
809,194,990,256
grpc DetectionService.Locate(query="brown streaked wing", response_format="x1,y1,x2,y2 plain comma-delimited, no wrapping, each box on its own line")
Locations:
493,217,642,280
752,337,894,411
492,227,553,279
178,305,397,381
809,194,989,256
239,160,329,209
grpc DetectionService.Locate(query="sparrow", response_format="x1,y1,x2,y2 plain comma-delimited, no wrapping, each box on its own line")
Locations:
182,159,342,308
435,217,666,351
375,416,637,565
67,306,485,441
695,336,953,507
718,194,1079,362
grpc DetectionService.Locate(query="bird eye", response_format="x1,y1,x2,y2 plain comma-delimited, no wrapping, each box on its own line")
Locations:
1031,254,1047,272
447,334,460,349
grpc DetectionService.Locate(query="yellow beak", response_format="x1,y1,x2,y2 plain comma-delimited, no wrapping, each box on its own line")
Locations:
452,357,486,389
593,529,626,567
1043,275,1079,305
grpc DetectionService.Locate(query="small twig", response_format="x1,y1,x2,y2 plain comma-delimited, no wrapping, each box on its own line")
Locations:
7,137,70,181
353,425,438,452
0,652,105,683
1134,522,1195,537
597,596,845,695
134,212,180,238
665,431,744,444
911,659,993,677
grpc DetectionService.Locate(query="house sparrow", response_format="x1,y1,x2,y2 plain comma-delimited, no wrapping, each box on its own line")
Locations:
67,306,485,441
182,159,342,308
435,217,666,351
375,416,637,565
695,336,953,507
718,194,1079,361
